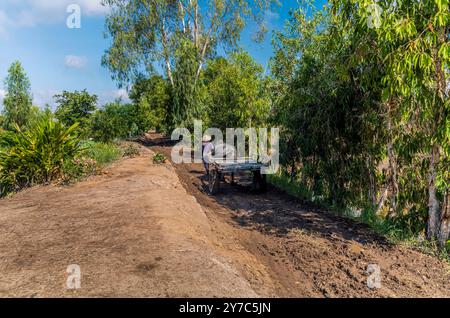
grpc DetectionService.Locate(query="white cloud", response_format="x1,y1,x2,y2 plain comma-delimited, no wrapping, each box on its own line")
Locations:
112,88,129,100
99,89,130,105
32,89,58,109
20,88,130,110
0,89,6,108
0,0,109,34
65,55,88,69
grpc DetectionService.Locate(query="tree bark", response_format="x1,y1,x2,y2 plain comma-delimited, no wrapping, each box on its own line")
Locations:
386,101,398,215
161,23,174,87
427,145,440,240
438,189,450,248
151,0,174,87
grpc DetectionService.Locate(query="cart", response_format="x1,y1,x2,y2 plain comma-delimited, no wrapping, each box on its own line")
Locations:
207,159,267,195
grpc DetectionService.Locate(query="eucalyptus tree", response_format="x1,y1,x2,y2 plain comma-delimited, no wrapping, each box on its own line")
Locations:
270,4,386,207
101,0,279,88
330,0,450,244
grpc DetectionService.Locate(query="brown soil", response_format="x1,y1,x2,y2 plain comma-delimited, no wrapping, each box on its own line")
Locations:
0,134,449,298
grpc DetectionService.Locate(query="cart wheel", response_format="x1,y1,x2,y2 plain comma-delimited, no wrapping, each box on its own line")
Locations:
252,171,267,193
208,170,221,194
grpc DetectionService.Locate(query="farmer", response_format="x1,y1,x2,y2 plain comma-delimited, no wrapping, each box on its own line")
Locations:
202,135,214,176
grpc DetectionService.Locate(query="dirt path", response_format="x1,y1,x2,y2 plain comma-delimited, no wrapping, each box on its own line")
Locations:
0,146,260,297
143,134,450,298
0,137,449,298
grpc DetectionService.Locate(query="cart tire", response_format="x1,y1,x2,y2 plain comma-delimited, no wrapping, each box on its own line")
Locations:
252,171,267,193
208,170,221,194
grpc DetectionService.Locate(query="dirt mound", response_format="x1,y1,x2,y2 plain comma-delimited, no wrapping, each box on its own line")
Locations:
0,146,260,297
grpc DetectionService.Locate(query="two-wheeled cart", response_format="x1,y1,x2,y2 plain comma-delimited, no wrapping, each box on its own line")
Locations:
208,159,267,195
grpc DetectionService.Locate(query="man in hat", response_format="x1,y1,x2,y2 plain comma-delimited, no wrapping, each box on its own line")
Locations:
202,135,214,176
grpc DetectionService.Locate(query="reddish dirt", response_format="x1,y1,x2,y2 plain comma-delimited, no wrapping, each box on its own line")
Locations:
143,133,450,298
0,134,449,298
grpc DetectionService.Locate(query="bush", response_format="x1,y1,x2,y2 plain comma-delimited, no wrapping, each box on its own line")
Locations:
0,117,80,196
152,152,166,164
62,157,99,183
121,143,140,157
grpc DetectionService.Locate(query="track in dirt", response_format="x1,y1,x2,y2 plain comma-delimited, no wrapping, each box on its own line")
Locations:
142,133,450,298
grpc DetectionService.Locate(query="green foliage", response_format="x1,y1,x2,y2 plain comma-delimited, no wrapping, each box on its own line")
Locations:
28,105,54,127
129,75,171,133
54,90,98,136
267,172,313,201
204,52,271,129
269,0,450,245
2,61,33,130
62,157,99,183
171,40,207,128
152,152,167,164
102,0,277,87
80,141,122,167
63,141,133,183
0,115,80,197
90,101,139,143
328,0,450,242
121,143,140,157
0,129,15,149
271,6,385,207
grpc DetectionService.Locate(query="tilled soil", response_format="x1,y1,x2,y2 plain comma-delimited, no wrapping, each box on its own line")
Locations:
143,134,450,298
0,136,449,298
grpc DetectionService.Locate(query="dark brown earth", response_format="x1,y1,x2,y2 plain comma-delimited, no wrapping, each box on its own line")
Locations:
0,134,449,297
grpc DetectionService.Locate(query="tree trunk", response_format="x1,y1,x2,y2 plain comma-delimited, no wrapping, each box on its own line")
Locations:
367,156,377,205
161,25,174,87
428,27,446,242
438,189,450,248
290,159,296,182
427,145,440,240
386,103,398,215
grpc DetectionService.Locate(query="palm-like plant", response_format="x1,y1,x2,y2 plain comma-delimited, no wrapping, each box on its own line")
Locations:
0,115,80,196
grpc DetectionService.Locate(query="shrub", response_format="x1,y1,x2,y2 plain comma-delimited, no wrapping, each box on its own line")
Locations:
121,143,140,157
152,152,166,164
0,117,80,196
62,157,99,183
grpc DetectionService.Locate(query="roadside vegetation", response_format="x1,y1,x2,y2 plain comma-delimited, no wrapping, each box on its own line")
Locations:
0,0,449,256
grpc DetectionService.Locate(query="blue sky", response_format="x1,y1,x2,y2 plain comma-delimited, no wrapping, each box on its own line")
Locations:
0,0,326,109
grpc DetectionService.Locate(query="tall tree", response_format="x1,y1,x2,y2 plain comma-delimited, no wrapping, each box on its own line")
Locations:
205,51,271,129
2,61,33,130
129,74,171,132
54,90,98,136
101,0,278,87
330,0,450,244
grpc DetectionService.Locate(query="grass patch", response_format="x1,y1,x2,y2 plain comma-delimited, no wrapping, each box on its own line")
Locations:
267,173,312,201
81,141,122,167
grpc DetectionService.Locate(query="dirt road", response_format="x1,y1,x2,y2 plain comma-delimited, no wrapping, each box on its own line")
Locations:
0,137,449,297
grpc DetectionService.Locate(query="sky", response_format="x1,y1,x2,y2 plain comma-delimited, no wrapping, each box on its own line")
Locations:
0,0,327,110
